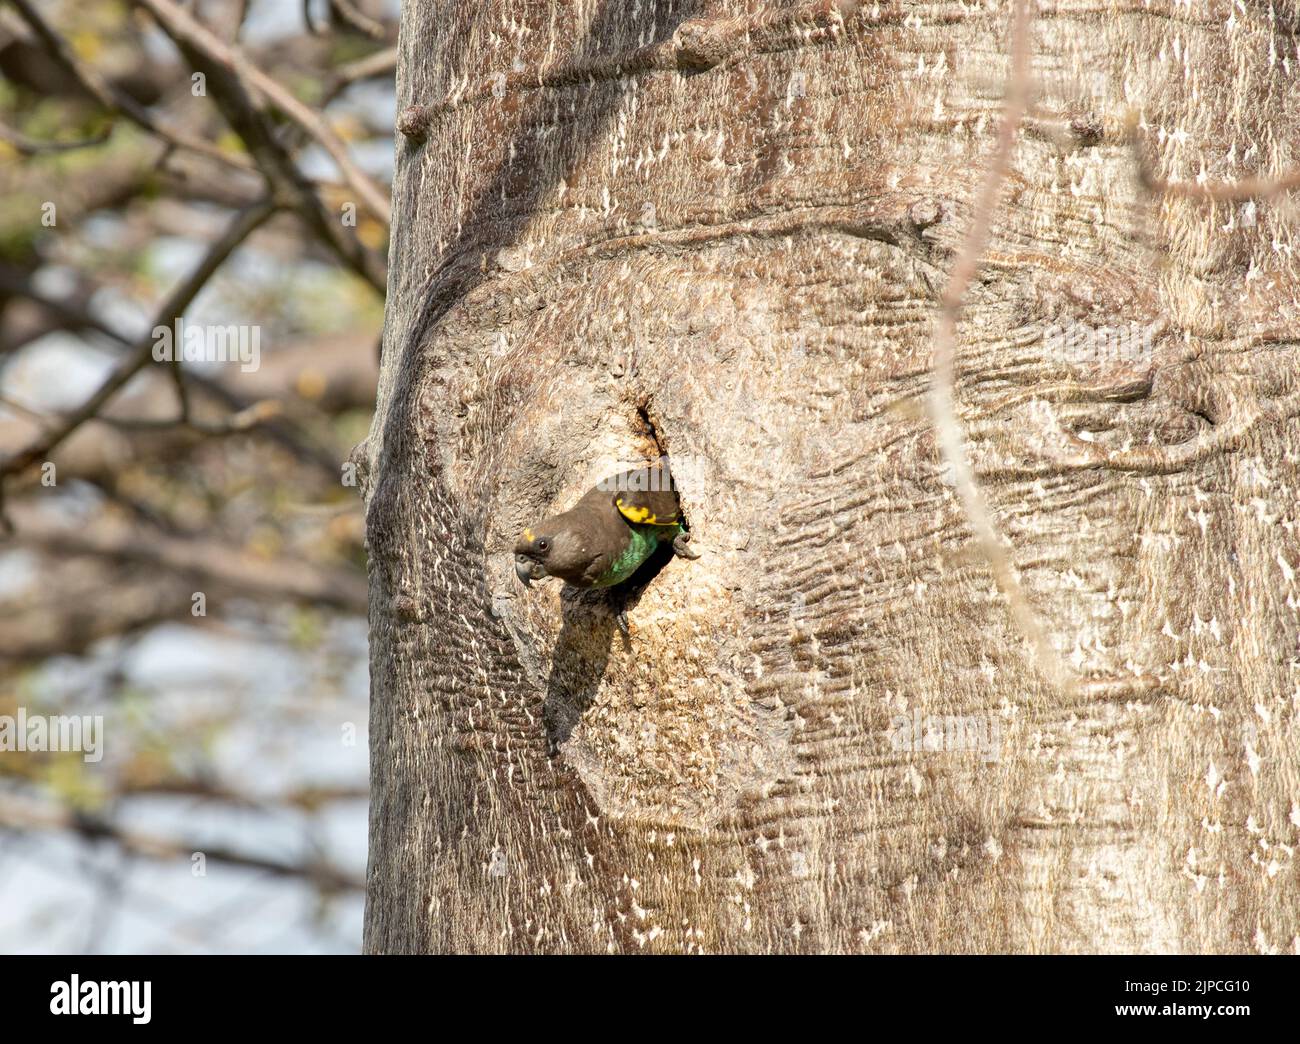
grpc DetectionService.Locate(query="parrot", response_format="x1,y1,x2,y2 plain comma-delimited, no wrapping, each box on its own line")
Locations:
514,464,698,630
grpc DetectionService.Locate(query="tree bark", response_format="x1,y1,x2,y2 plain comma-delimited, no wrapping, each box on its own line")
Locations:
361,0,1300,953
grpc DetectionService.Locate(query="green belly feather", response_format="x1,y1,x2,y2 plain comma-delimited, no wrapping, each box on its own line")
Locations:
592,522,680,588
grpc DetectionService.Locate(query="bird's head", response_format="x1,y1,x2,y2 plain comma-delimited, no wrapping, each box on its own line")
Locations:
513,520,584,586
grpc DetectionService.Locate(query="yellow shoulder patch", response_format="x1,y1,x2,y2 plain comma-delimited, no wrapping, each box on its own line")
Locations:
616,498,653,524
616,498,677,526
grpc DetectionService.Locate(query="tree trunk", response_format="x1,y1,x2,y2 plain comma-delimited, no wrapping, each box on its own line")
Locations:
360,0,1300,953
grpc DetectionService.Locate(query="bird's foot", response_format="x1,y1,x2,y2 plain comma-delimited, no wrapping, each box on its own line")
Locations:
615,608,630,637
672,530,700,560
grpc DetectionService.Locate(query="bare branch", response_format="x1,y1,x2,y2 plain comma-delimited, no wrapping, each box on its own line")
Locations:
0,794,365,892
0,571,186,661
10,509,368,612
0,265,356,480
116,779,369,811
928,0,1074,691
132,0,392,225
108,6,386,292
0,263,134,352
0,198,278,483
5,0,256,173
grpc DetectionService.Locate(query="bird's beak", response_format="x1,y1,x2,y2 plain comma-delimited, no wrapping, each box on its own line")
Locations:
515,555,545,587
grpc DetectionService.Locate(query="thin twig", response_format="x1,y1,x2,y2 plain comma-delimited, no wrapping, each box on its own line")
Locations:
928,0,1074,691
0,265,130,350
1142,163,1300,203
324,45,398,103
98,397,284,434
1124,110,1300,202
0,121,111,154
0,393,54,427
329,0,387,40
233,0,254,42
303,0,322,34
168,347,193,423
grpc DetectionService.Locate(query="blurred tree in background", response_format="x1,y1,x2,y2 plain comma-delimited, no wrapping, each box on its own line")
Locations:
0,0,396,952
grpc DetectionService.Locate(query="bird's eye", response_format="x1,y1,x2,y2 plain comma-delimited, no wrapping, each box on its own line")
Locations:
537,539,550,552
